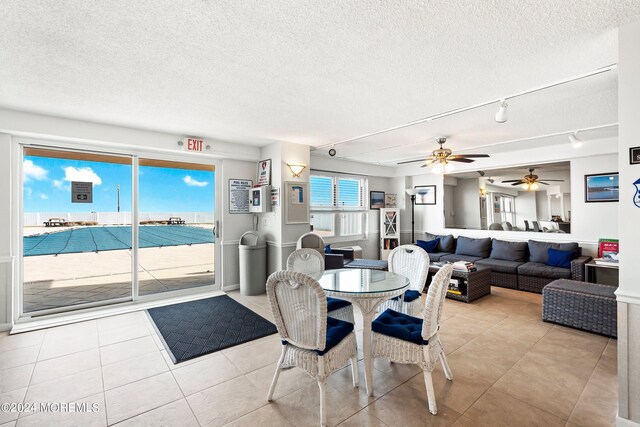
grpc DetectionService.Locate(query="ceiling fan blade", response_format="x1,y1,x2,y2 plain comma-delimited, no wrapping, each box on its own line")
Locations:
538,179,564,182
538,182,550,185
397,159,427,165
448,158,475,163
455,154,490,158
511,182,523,186
501,179,524,183
420,159,437,168
397,156,436,165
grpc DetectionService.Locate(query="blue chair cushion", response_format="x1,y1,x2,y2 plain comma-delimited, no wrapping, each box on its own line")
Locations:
318,317,354,355
372,309,427,345
416,238,440,253
391,290,421,302
546,248,576,269
281,317,354,355
327,297,352,312
325,244,332,254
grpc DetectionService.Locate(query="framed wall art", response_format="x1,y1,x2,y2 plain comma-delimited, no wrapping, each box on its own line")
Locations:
415,185,436,205
370,191,385,209
285,181,309,224
585,172,619,203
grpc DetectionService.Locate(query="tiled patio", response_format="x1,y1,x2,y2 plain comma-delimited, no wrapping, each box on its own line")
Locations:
0,286,617,426
23,244,214,313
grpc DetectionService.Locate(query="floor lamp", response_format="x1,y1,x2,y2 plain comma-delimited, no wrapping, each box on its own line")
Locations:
405,188,417,243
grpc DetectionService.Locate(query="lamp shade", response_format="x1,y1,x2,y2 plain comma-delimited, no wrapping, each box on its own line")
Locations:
405,188,417,196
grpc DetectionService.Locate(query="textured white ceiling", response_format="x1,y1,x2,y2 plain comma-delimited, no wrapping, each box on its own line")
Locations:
1,1,639,161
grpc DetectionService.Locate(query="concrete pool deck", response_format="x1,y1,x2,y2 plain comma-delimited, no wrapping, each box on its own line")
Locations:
23,244,214,313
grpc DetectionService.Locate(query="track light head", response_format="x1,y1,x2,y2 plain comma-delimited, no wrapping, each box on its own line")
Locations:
329,148,336,156
568,132,583,148
495,100,508,123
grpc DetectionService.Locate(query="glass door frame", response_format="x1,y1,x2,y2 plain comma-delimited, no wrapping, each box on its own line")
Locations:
14,139,221,322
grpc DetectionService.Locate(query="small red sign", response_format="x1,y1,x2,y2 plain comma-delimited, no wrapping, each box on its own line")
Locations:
186,138,204,152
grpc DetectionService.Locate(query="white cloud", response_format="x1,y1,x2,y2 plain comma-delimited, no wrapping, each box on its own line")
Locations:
52,179,67,190
24,187,33,198
23,160,48,181
183,175,208,187
63,166,102,185
39,193,48,200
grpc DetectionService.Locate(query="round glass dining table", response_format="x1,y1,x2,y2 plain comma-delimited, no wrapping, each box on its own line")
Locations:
318,268,409,396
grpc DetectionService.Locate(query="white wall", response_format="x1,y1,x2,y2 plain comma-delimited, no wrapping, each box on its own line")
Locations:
514,191,537,230
617,19,640,425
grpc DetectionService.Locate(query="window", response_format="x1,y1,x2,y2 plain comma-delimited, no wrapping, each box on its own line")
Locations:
495,194,515,224
310,173,367,240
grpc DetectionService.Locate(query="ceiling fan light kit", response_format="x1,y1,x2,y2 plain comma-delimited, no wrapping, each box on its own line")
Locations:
502,168,565,191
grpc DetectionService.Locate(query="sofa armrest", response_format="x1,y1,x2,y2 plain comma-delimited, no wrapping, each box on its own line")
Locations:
571,255,592,281
331,248,354,261
325,253,345,270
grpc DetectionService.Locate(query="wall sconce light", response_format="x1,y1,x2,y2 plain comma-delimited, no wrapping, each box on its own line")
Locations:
479,188,488,197
287,163,307,178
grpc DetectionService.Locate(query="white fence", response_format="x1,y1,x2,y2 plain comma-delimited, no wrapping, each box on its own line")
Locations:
24,212,214,226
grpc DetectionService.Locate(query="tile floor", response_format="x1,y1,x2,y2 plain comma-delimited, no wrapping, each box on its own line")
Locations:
0,287,617,426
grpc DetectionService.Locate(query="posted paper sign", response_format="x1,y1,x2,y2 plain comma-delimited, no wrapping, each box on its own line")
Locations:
229,179,252,214
291,185,304,204
71,181,93,203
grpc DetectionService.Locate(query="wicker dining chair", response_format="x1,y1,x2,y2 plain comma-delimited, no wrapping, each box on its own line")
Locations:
372,264,454,415
380,245,430,316
266,270,358,427
286,249,355,324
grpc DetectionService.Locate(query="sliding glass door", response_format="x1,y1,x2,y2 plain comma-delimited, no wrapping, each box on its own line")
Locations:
21,146,217,317
137,158,215,296
22,148,133,314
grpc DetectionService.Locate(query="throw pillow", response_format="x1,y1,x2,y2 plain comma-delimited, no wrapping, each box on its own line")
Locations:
416,238,440,253
325,244,332,254
546,248,576,269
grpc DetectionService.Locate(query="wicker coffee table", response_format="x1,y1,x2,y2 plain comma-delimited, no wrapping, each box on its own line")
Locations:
427,263,491,303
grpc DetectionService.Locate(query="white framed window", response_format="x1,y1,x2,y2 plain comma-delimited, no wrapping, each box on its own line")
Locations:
495,194,516,224
310,173,367,240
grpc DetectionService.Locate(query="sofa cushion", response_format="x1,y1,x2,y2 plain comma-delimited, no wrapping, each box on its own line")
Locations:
425,233,456,253
416,238,440,253
528,240,579,264
426,252,449,262
475,258,524,274
327,297,351,312
518,262,571,279
372,309,427,345
546,248,576,269
490,239,528,262
455,236,492,258
440,254,483,263
325,244,332,254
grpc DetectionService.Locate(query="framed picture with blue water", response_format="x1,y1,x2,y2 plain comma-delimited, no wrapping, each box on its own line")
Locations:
585,172,619,203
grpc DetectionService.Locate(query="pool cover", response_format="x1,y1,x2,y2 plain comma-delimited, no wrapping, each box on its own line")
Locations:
24,226,214,257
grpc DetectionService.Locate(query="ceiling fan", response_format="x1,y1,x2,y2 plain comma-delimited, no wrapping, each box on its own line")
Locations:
501,168,564,190
397,137,490,173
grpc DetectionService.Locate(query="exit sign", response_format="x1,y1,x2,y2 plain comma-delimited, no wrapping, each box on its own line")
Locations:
184,138,205,152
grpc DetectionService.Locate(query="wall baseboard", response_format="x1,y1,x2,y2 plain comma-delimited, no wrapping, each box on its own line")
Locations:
617,415,640,427
0,323,11,332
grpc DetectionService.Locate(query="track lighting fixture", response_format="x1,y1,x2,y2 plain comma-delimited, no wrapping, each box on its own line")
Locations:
495,100,508,123
568,132,583,148
329,147,336,156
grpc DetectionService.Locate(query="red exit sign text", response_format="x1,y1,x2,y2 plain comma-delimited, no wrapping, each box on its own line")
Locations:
186,138,204,152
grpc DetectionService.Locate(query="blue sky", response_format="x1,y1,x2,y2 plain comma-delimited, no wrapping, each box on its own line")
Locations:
587,175,618,189
24,156,215,212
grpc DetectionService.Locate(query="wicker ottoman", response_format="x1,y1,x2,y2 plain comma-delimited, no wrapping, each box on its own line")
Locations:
542,279,617,338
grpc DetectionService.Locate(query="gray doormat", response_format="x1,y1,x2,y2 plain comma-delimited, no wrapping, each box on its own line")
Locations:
147,295,277,363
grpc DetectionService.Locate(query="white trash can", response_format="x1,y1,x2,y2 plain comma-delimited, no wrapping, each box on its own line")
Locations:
239,231,267,296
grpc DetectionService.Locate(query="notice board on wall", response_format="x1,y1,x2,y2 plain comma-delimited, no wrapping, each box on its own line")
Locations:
229,179,252,214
